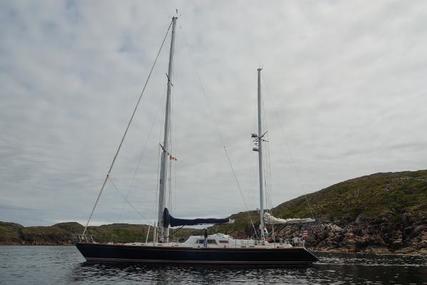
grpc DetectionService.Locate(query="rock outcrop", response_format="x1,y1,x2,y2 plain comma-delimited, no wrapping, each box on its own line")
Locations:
274,213,427,254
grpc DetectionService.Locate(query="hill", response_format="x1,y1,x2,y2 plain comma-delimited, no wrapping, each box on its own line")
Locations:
273,170,427,222
211,170,427,254
0,222,23,244
0,222,198,245
1,170,426,254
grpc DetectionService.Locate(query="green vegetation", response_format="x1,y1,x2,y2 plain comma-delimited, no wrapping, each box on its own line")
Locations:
272,170,427,224
0,222,23,244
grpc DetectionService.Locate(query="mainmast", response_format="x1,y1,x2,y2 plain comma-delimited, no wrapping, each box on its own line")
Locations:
252,67,265,240
158,16,177,243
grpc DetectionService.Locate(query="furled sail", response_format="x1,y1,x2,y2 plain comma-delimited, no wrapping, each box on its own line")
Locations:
264,213,315,225
163,208,233,227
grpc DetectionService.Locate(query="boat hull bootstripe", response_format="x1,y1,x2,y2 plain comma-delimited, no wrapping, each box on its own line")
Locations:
85,257,312,265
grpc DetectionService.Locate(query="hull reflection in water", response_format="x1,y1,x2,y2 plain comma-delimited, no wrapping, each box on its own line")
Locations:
76,243,318,265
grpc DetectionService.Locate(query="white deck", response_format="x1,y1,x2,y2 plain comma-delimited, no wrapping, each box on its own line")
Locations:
124,233,296,249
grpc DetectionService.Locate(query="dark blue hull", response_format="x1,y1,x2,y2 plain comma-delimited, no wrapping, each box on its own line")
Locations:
76,243,318,265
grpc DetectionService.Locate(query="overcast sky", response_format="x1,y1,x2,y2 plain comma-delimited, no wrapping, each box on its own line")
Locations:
1,1,426,226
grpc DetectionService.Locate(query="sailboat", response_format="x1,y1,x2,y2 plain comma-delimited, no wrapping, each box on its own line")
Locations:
76,16,318,265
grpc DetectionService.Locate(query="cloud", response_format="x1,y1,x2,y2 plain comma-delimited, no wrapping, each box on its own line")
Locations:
1,0,427,226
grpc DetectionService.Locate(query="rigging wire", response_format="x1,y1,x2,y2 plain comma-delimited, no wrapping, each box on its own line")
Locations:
114,117,156,223
263,141,274,233
223,146,259,239
125,105,159,196
176,27,259,237
262,76,316,218
109,176,146,220
168,154,173,210
167,70,175,211
267,147,274,209
199,84,259,237
82,20,173,236
170,74,178,214
260,73,274,212
118,87,166,224
195,73,259,238
154,145,162,227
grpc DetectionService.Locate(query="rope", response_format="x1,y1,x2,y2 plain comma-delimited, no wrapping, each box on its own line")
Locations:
82,20,173,236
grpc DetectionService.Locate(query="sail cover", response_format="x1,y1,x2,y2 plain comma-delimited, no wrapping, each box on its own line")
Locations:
163,208,232,227
264,213,315,225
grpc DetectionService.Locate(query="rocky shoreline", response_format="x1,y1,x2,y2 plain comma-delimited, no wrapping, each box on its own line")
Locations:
272,215,427,256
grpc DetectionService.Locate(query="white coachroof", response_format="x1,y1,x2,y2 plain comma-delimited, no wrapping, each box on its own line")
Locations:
182,234,293,249
264,213,315,225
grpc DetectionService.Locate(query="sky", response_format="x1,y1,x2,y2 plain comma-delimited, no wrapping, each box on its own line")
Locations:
1,0,427,226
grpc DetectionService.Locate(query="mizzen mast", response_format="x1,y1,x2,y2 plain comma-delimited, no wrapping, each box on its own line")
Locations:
158,16,177,243
252,67,266,240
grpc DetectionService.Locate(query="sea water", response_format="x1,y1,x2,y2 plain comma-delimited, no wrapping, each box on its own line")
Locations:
0,246,426,284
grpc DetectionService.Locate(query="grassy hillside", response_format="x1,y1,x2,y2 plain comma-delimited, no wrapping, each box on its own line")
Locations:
273,170,427,224
0,222,23,244
211,170,427,238
208,170,427,254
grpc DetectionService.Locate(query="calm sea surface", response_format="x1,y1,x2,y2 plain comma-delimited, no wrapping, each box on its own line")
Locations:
0,246,426,284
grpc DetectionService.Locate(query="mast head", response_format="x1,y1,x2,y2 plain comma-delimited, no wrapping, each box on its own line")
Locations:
257,67,263,72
